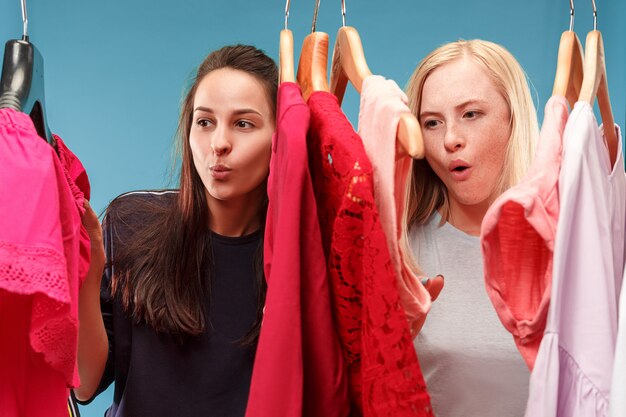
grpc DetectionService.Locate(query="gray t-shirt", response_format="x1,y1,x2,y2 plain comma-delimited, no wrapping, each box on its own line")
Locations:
409,212,529,417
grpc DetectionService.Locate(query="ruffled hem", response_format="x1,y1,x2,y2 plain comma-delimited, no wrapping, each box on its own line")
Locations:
526,334,609,416
0,239,79,387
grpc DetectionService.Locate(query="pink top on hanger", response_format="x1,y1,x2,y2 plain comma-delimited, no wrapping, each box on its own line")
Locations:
0,108,81,387
357,74,433,336
245,82,349,417
481,95,569,369
525,102,625,417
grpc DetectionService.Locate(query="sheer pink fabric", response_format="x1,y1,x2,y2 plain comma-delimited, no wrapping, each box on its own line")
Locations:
358,75,433,336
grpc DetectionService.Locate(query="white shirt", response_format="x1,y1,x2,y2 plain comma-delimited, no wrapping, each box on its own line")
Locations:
410,212,530,417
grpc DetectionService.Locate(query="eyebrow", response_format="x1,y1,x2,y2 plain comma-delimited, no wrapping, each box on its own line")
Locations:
419,99,489,119
193,106,262,116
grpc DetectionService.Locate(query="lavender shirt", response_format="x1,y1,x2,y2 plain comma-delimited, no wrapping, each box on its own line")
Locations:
525,102,625,417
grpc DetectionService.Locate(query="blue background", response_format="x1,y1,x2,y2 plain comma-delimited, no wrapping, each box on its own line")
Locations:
1,1,624,415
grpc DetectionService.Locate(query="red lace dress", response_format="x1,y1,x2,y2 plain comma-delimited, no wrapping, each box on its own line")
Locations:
306,92,434,417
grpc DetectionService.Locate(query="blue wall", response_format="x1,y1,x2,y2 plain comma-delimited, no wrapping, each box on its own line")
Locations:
1,1,624,416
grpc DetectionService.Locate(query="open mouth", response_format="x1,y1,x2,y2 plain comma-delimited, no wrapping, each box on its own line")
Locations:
452,166,468,172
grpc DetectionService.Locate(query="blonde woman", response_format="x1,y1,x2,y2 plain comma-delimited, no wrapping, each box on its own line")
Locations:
405,39,539,416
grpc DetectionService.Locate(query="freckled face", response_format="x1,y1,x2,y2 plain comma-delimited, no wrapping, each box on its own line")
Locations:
189,68,274,203
419,57,511,207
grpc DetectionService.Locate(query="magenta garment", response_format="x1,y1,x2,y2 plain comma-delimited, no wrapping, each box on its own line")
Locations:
0,108,88,417
357,75,432,336
525,102,625,417
0,108,81,387
481,95,569,370
245,82,349,417
0,293,70,417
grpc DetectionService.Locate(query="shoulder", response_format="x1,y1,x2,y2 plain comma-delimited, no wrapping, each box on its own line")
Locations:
105,189,177,220
409,213,440,239
107,189,178,210
103,189,178,240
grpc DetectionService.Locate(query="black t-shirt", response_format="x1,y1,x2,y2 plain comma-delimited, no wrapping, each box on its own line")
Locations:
79,190,260,417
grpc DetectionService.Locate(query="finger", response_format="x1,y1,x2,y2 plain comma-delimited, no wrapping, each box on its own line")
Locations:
421,274,444,301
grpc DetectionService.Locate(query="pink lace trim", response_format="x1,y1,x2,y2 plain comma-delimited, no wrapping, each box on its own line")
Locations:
0,239,78,386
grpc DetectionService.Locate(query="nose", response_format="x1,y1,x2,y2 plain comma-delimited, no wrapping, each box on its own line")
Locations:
210,125,232,156
443,122,466,152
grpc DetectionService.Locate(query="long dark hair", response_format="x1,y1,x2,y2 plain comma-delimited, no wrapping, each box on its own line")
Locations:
110,45,277,343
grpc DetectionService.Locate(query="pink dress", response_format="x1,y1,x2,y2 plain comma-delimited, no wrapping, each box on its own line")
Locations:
480,95,569,369
525,102,625,417
357,75,432,336
0,109,84,417
245,82,349,417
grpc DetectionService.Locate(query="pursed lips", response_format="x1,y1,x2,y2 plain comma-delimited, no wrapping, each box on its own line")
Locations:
209,164,232,179
448,159,472,181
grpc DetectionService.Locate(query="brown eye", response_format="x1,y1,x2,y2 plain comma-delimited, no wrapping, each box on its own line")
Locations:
235,120,254,129
424,120,439,129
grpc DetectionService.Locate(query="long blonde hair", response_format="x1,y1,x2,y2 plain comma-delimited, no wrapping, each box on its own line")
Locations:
404,39,538,228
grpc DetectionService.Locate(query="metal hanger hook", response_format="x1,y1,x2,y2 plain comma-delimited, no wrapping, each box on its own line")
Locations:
568,0,575,31
341,0,346,27
590,0,597,30
311,0,320,32
284,0,290,30
21,0,29,40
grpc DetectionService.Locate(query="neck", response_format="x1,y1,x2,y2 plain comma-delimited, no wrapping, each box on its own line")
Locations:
446,198,492,236
207,188,265,237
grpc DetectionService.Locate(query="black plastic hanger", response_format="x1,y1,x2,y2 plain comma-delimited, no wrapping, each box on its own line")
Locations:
0,0,53,145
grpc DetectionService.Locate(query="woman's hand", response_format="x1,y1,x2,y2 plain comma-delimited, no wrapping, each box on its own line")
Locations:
82,200,105,268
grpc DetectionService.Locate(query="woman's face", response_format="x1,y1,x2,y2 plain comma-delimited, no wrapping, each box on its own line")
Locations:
419,56,512,208
189,68,274,204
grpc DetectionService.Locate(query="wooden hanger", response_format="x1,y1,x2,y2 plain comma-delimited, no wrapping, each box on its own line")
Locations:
295,0,329,101
553,31,584,109
279,30,295,84
296,32,329,101
553,1,584,109
279,1,294,83
329,26,424,158
579,29,617,166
